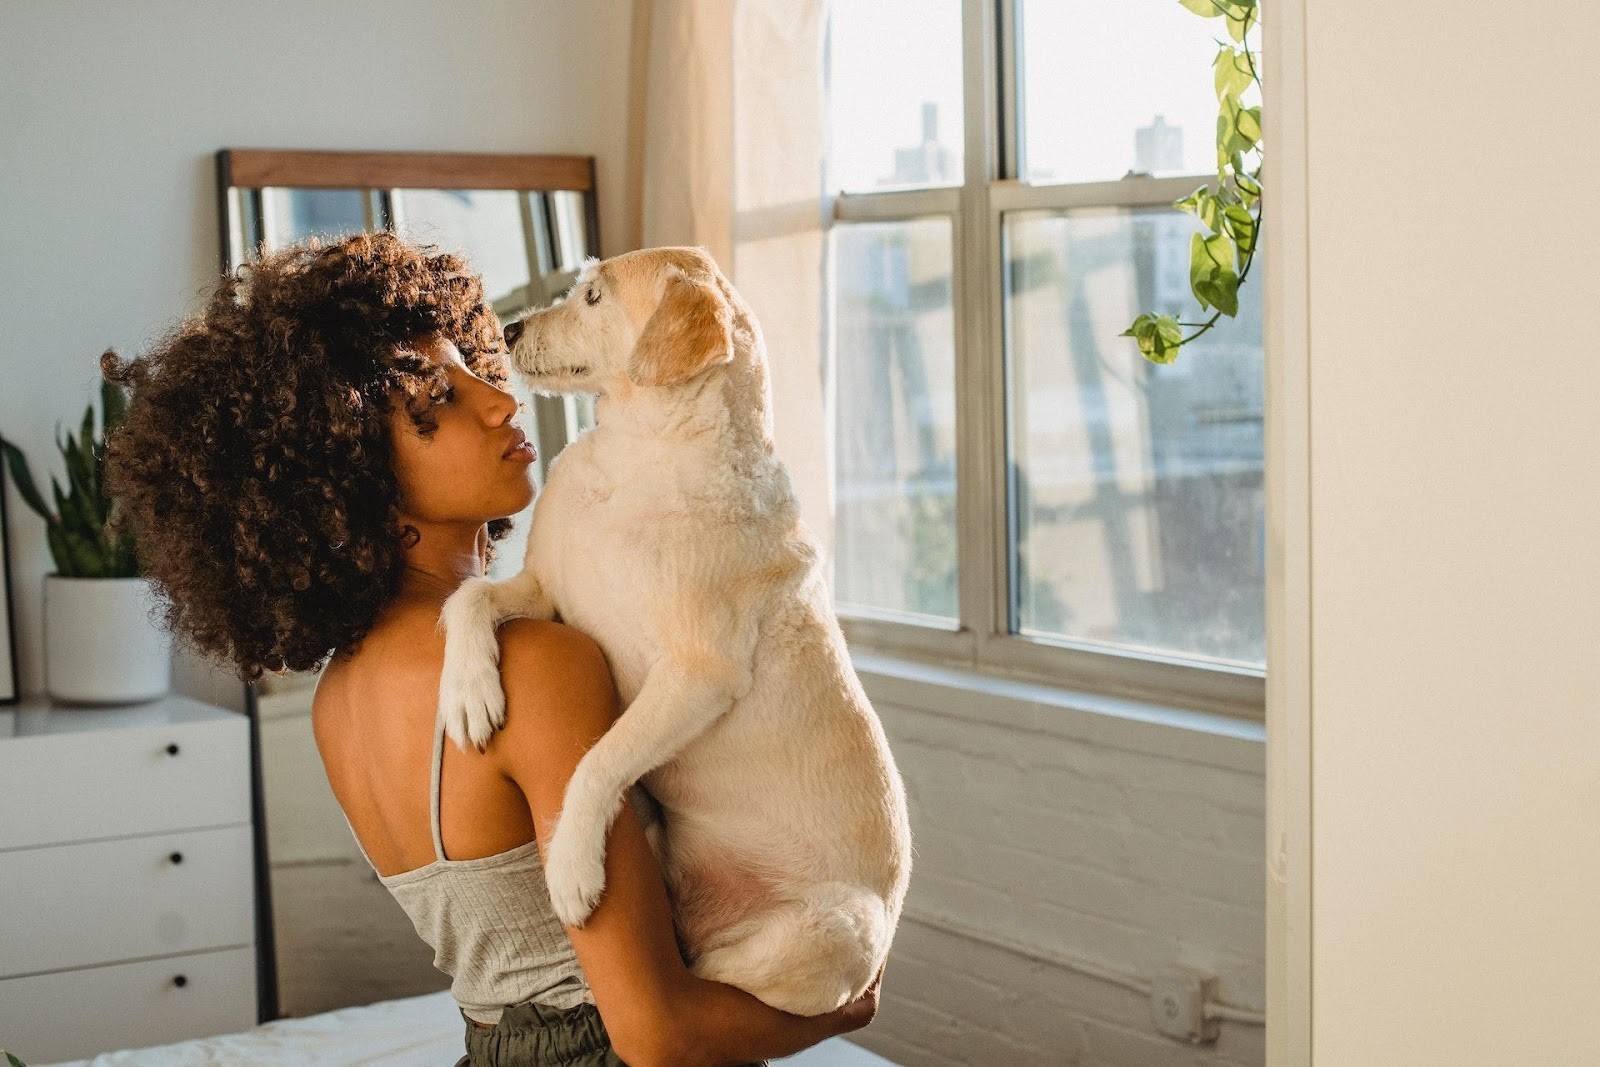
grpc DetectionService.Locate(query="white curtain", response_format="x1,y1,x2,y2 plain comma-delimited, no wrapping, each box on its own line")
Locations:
626,0,832,553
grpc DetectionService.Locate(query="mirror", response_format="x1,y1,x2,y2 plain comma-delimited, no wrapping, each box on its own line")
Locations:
216,149,602,1020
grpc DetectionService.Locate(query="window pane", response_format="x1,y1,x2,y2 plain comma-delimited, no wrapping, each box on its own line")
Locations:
1005,209,1264,666
259,188,368,250
828,0,963,192
1019,0,1261,183
393,189,533,308
833,219,958,622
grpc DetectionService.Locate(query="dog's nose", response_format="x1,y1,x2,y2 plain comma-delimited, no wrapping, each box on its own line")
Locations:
503,319,526,348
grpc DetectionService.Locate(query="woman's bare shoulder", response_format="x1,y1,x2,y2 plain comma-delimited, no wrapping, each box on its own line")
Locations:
496,618,612,685
489,619,620,761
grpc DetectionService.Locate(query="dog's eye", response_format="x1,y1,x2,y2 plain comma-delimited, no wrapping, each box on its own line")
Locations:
585,287,601,306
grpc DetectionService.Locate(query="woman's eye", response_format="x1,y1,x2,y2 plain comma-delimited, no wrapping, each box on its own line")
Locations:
585,287,601,306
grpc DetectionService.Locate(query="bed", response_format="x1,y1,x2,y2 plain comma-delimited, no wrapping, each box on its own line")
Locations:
39,988,896,1066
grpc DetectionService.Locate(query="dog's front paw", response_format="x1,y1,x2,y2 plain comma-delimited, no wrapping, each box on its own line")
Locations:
544,808,609,927
437,655,506,754
437,577,511,752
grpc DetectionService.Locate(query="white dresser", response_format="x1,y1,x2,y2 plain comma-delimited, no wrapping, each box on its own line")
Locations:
0,695,258,1064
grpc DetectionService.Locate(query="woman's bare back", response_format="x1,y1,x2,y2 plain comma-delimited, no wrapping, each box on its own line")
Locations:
311,597,539,878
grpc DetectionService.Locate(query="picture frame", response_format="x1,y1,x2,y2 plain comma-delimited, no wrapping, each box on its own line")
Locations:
0,448,19,704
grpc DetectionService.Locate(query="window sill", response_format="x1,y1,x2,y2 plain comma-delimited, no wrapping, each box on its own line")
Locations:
848,648,1265,774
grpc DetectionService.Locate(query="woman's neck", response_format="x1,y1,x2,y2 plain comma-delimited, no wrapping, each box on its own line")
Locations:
396,521,490,603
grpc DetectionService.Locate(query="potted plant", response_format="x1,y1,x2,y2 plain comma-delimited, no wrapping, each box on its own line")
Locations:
0,375,171,703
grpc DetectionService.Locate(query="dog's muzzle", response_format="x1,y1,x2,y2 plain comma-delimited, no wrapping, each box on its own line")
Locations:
504,319,527,348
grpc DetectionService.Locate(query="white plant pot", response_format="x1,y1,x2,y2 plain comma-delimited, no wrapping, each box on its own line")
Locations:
44,575,173,704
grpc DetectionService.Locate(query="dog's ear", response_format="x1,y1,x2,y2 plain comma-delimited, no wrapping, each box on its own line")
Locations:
628,269,734,387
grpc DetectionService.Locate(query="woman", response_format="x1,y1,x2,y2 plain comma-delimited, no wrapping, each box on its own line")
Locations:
103,231,880,1067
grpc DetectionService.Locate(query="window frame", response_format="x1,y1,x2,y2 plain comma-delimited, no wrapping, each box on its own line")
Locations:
828,0,1266,721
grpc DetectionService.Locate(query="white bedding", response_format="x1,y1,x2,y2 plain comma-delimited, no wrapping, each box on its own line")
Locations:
42,990,467,1066
40,989,895,1066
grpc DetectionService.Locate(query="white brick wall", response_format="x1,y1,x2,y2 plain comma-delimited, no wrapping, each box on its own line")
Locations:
848,656,1266,1067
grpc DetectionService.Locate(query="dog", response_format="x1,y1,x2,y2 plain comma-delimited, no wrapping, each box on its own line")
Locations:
434,246,912,1016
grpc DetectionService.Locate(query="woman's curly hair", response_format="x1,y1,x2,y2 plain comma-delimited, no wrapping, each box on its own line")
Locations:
103,231,515,682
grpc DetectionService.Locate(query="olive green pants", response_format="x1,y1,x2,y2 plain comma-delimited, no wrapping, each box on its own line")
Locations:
453,999,769,1067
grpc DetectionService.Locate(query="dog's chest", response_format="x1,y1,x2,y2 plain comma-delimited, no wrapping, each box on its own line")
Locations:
535,458,690,699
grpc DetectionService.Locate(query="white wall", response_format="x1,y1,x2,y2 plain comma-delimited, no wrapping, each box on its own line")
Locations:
1296,2,1600,1062
853,659,1266,1067
0,0,634,700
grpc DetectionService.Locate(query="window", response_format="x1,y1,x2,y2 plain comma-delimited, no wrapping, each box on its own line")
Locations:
826,0,1264,718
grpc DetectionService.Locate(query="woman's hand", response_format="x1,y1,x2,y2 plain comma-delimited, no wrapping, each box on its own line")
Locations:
817,962,886,1038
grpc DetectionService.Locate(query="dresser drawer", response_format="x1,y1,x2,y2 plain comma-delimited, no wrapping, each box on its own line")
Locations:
0,945,255,1065
0,825,254,978
0,713,248,849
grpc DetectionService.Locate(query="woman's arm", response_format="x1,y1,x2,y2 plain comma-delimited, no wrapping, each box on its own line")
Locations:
487,618,877,1067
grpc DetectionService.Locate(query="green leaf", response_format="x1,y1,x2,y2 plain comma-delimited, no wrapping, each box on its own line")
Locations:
1235,172,1263,209
1123,313,1180,363
1136,314,1184,364
1237,105,1262,148
0,437,53,521
1196,268,1241,315
1226,3,1258,42
1204,230,1238,274
80,405,94,465
1216,96,1259,160
6,1047,31,1067
1190,231,1216,310
51,475,92,546
1217,107,1237,169
1179,0,1224,17
1214,47,1254,101
62,527,104,578
1223,204,1258,254
1122,312,1158,338
1174,186,1207,216
60,433,102,530
45,521,73,575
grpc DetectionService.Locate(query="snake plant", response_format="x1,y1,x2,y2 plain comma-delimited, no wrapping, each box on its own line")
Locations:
1,378,139,578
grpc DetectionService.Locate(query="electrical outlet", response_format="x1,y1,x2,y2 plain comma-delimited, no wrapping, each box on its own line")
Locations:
1150,969,1221,1043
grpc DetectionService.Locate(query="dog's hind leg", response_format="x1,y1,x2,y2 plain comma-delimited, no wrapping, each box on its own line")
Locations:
436,568,555,753
688,883,889,1017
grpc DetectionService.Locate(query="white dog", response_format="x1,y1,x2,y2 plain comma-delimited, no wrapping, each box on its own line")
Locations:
435,246,912,1016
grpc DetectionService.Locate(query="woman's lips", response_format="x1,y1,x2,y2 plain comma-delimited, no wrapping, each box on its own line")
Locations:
504,441,538,463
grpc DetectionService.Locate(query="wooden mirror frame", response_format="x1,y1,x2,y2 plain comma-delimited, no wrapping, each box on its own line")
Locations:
214,148,599,274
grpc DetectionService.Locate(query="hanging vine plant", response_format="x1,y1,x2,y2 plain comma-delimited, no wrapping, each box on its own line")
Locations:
1123,0,1262,365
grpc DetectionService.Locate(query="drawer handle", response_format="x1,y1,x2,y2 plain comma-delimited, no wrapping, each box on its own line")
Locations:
169,851,184,865
173,974,188,988
166,743,181,756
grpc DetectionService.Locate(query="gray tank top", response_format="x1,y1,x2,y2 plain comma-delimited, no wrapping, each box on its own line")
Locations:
342,717,592,1024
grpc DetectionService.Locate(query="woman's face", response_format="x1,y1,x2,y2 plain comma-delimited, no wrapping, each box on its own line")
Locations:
387,335,536,530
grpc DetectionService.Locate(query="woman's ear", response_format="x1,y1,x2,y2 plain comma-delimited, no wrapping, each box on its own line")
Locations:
627,270,734,387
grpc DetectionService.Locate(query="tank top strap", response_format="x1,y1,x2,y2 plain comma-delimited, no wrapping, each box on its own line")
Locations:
429,714,448,862
340,807,379,872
